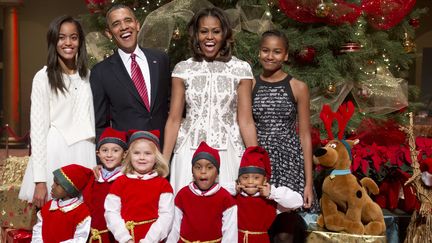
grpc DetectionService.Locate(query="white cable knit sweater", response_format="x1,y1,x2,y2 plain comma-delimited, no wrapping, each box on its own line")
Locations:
30,66,95,182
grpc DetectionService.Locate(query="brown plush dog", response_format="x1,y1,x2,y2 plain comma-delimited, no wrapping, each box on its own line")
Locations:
313,138,386,235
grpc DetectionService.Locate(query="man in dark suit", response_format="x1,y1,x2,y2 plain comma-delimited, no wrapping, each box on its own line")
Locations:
90,4,170,147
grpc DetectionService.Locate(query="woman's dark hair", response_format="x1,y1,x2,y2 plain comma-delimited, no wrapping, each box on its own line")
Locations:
46,15,88,94
188,7,233,62
260,29,289,51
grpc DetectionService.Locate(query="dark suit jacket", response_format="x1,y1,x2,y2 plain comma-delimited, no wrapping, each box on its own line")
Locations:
90,47,171,147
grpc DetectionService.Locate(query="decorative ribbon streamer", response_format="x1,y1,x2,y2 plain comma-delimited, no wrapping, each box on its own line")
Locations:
279,0,416,30
85,31,109,62
138,0,214,52
227,4,274,36
352,67,408,115
310,81,353,125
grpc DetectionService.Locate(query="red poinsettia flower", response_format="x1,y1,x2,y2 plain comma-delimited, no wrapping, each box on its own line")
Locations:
416,137,432,157
352,144,376,173
369,143,387,171
387,145,411,166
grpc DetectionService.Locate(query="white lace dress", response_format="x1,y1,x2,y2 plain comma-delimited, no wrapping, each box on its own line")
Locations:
19,67,96,202
170,57,253,193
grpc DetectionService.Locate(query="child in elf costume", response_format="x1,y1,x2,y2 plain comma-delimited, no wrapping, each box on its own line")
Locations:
167,141,238,243
104,130,173,243
31,164,94,242
232,146,303,243
86,127,128,243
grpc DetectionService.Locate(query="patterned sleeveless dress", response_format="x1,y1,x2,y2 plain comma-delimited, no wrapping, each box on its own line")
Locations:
252,75,319,212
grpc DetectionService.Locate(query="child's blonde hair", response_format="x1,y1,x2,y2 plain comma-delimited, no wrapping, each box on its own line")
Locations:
122,139,169,177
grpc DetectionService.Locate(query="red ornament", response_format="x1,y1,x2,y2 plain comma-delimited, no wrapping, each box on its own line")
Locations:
340,42,361,53
296,46,316,64
409,18,420,28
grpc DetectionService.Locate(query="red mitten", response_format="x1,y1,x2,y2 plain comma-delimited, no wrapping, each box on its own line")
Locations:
397,170,421,213
376,178,401,210
375,181,388,209
400,185,421,213
387,180,401,210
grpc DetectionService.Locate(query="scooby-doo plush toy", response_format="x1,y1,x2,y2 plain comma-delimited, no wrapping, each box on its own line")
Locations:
314,102,386,235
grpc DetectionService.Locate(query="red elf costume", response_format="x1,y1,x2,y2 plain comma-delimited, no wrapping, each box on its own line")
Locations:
166,141,238,243
86,127,127,243
104,130,174,243
234,146,303,243
32,164,94,243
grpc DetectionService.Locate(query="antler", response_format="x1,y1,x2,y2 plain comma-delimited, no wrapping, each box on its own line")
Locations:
319,104,335,140
334,101,355,139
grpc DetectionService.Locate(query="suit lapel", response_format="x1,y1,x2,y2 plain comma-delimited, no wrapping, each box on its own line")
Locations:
109,51,146,108
142,48,159,112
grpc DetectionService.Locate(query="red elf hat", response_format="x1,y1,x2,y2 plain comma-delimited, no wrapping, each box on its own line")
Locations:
97,127,127,150
192,141,220,172
128,130,160,149
53,164,94,197
239,146,272,180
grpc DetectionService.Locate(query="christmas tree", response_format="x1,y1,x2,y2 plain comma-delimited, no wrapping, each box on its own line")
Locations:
82,0,429,190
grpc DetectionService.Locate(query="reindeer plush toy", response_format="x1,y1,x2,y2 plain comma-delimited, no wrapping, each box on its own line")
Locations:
313,101,386,235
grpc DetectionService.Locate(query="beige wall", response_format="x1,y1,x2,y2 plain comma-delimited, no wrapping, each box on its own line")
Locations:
17,0,87,134
414,0,432,88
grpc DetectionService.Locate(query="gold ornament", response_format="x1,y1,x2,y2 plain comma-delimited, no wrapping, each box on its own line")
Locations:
403,33,416,53
172,27,181,40
327,83,336,94
315,2,331,18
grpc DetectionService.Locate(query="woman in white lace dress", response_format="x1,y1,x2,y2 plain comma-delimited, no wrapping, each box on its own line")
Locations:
19,16,96,207
163,7,258,193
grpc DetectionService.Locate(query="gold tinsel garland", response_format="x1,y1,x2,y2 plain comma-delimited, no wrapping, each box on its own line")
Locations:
0,156,36,230
0,156,29,186
403,113,432,242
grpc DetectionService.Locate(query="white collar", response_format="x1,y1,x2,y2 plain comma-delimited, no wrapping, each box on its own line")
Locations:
49,196,83,212
97,167,123,183
188,182,221,197
240,191,260,197
118,46,145,64
126,171,158,180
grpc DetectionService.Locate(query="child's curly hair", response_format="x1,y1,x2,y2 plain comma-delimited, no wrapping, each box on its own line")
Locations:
122,139,169,177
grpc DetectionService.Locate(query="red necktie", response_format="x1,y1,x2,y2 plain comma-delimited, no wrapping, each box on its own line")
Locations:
130,53,150,111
